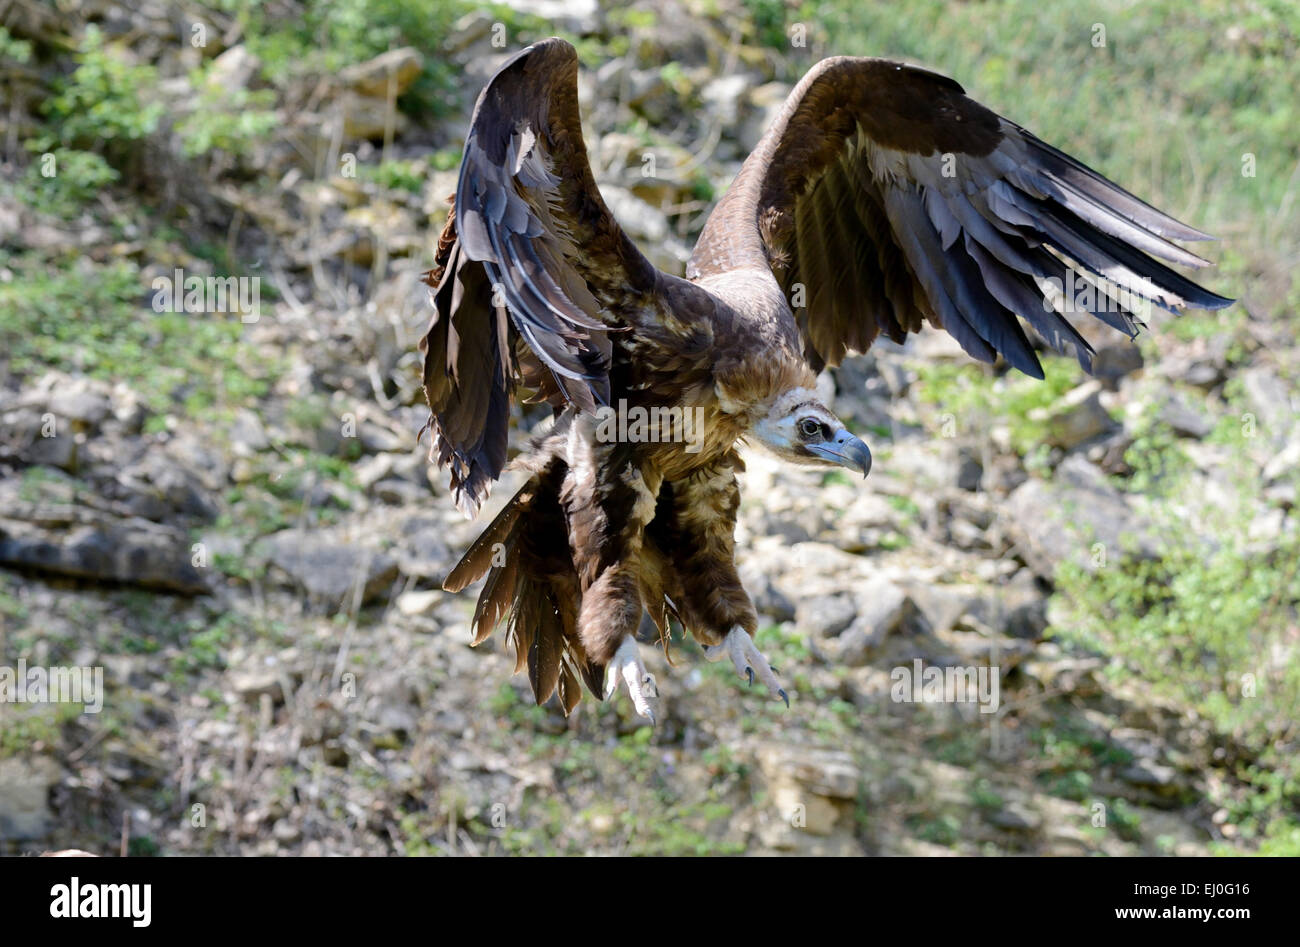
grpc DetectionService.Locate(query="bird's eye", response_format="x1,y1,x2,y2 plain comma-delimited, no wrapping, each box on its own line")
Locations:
798,418,822,439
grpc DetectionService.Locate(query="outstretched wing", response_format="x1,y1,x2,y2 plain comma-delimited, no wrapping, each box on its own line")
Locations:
688,57,1232,376
420,38,660,515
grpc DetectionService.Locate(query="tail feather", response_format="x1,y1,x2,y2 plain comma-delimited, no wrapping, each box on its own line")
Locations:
445,454,605,711
471,554,517,645
443,485,526,593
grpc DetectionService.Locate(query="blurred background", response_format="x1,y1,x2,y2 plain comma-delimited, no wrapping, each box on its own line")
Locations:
0,0,1296,856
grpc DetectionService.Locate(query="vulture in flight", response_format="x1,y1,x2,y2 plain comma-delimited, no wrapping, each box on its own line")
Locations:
419,38,1231,721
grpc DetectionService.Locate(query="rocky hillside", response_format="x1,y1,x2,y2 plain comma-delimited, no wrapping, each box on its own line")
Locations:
1,0,1297,856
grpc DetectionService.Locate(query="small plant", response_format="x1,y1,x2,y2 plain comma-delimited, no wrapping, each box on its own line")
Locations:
177,65,278,159
41,25,163,147
18,147,119,216
362,158,426,194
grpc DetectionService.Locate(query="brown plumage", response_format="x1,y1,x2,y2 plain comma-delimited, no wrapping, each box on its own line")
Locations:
417,39,1231,717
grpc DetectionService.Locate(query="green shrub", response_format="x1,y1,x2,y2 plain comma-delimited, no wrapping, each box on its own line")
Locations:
215,0,469,117
177,65,279,159
41,25,163,146
18,147,119,216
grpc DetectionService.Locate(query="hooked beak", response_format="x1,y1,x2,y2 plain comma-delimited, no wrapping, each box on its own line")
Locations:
807,428,872,478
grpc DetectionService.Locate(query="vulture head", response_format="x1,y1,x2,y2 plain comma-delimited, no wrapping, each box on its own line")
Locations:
751,388,872,477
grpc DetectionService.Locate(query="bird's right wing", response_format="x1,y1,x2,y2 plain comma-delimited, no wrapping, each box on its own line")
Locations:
420,38,660,515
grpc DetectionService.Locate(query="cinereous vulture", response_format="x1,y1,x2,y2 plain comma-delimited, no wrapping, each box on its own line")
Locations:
418,38,1230,721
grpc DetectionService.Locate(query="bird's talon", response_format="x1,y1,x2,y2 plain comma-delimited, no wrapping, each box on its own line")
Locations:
714,626,790,707
609,636,660,723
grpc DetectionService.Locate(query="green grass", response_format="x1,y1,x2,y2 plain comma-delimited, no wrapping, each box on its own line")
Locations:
0,249,278,420
913,356,1082,455
1049,408,1300,845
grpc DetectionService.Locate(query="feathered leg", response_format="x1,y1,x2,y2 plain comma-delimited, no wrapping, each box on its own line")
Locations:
563,418,663,721
649,453,789,707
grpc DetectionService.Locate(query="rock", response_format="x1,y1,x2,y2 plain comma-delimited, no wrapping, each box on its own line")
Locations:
340,48,424,98
974,569,1049,640
1006,454,1159,579
699,73,752,125
395,517,452,580
1262,440,1300,484
737,82,790,151
338,91,410,140
1,413,78,470
905,582,984,635
228,408,270,455
364,703,418,750
114,451,219,521
47,379,113,427
738,560,796,621
259,529,399,606
160,434,231,493
619,66,671,116
445,10,498,55
956,446,983,491
755,745,861,843
0,756,60,841
1156,337,1228,390
1240,367,1297,444
0,514,211,594
599,184,669,243
207,44,260,91
495,0,600,33
795,593,856,638
354,453,395,492
825,579,912,666
357,417,412,454
396,588,441,616
1005,594,1048,641
988,801,1042,831
1036,381,1115,448
1119,760,1178,789
372,479,426,505
1158,392,1213,439
757,744,859,800
1091,342,1144,387
229,665,284,703
272,819,302,844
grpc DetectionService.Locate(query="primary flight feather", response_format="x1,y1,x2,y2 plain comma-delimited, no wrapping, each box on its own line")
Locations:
418,38,1231,721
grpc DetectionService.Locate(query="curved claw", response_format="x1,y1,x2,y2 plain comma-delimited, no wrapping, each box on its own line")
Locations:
703,627,789,708
605,636,660,723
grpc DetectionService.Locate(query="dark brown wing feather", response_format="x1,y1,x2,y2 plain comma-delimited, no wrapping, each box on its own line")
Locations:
419,38,661,515
688,57,1232,377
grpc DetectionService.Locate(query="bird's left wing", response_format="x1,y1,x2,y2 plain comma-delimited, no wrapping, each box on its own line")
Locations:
687,57,1232,377
420,38,660,515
